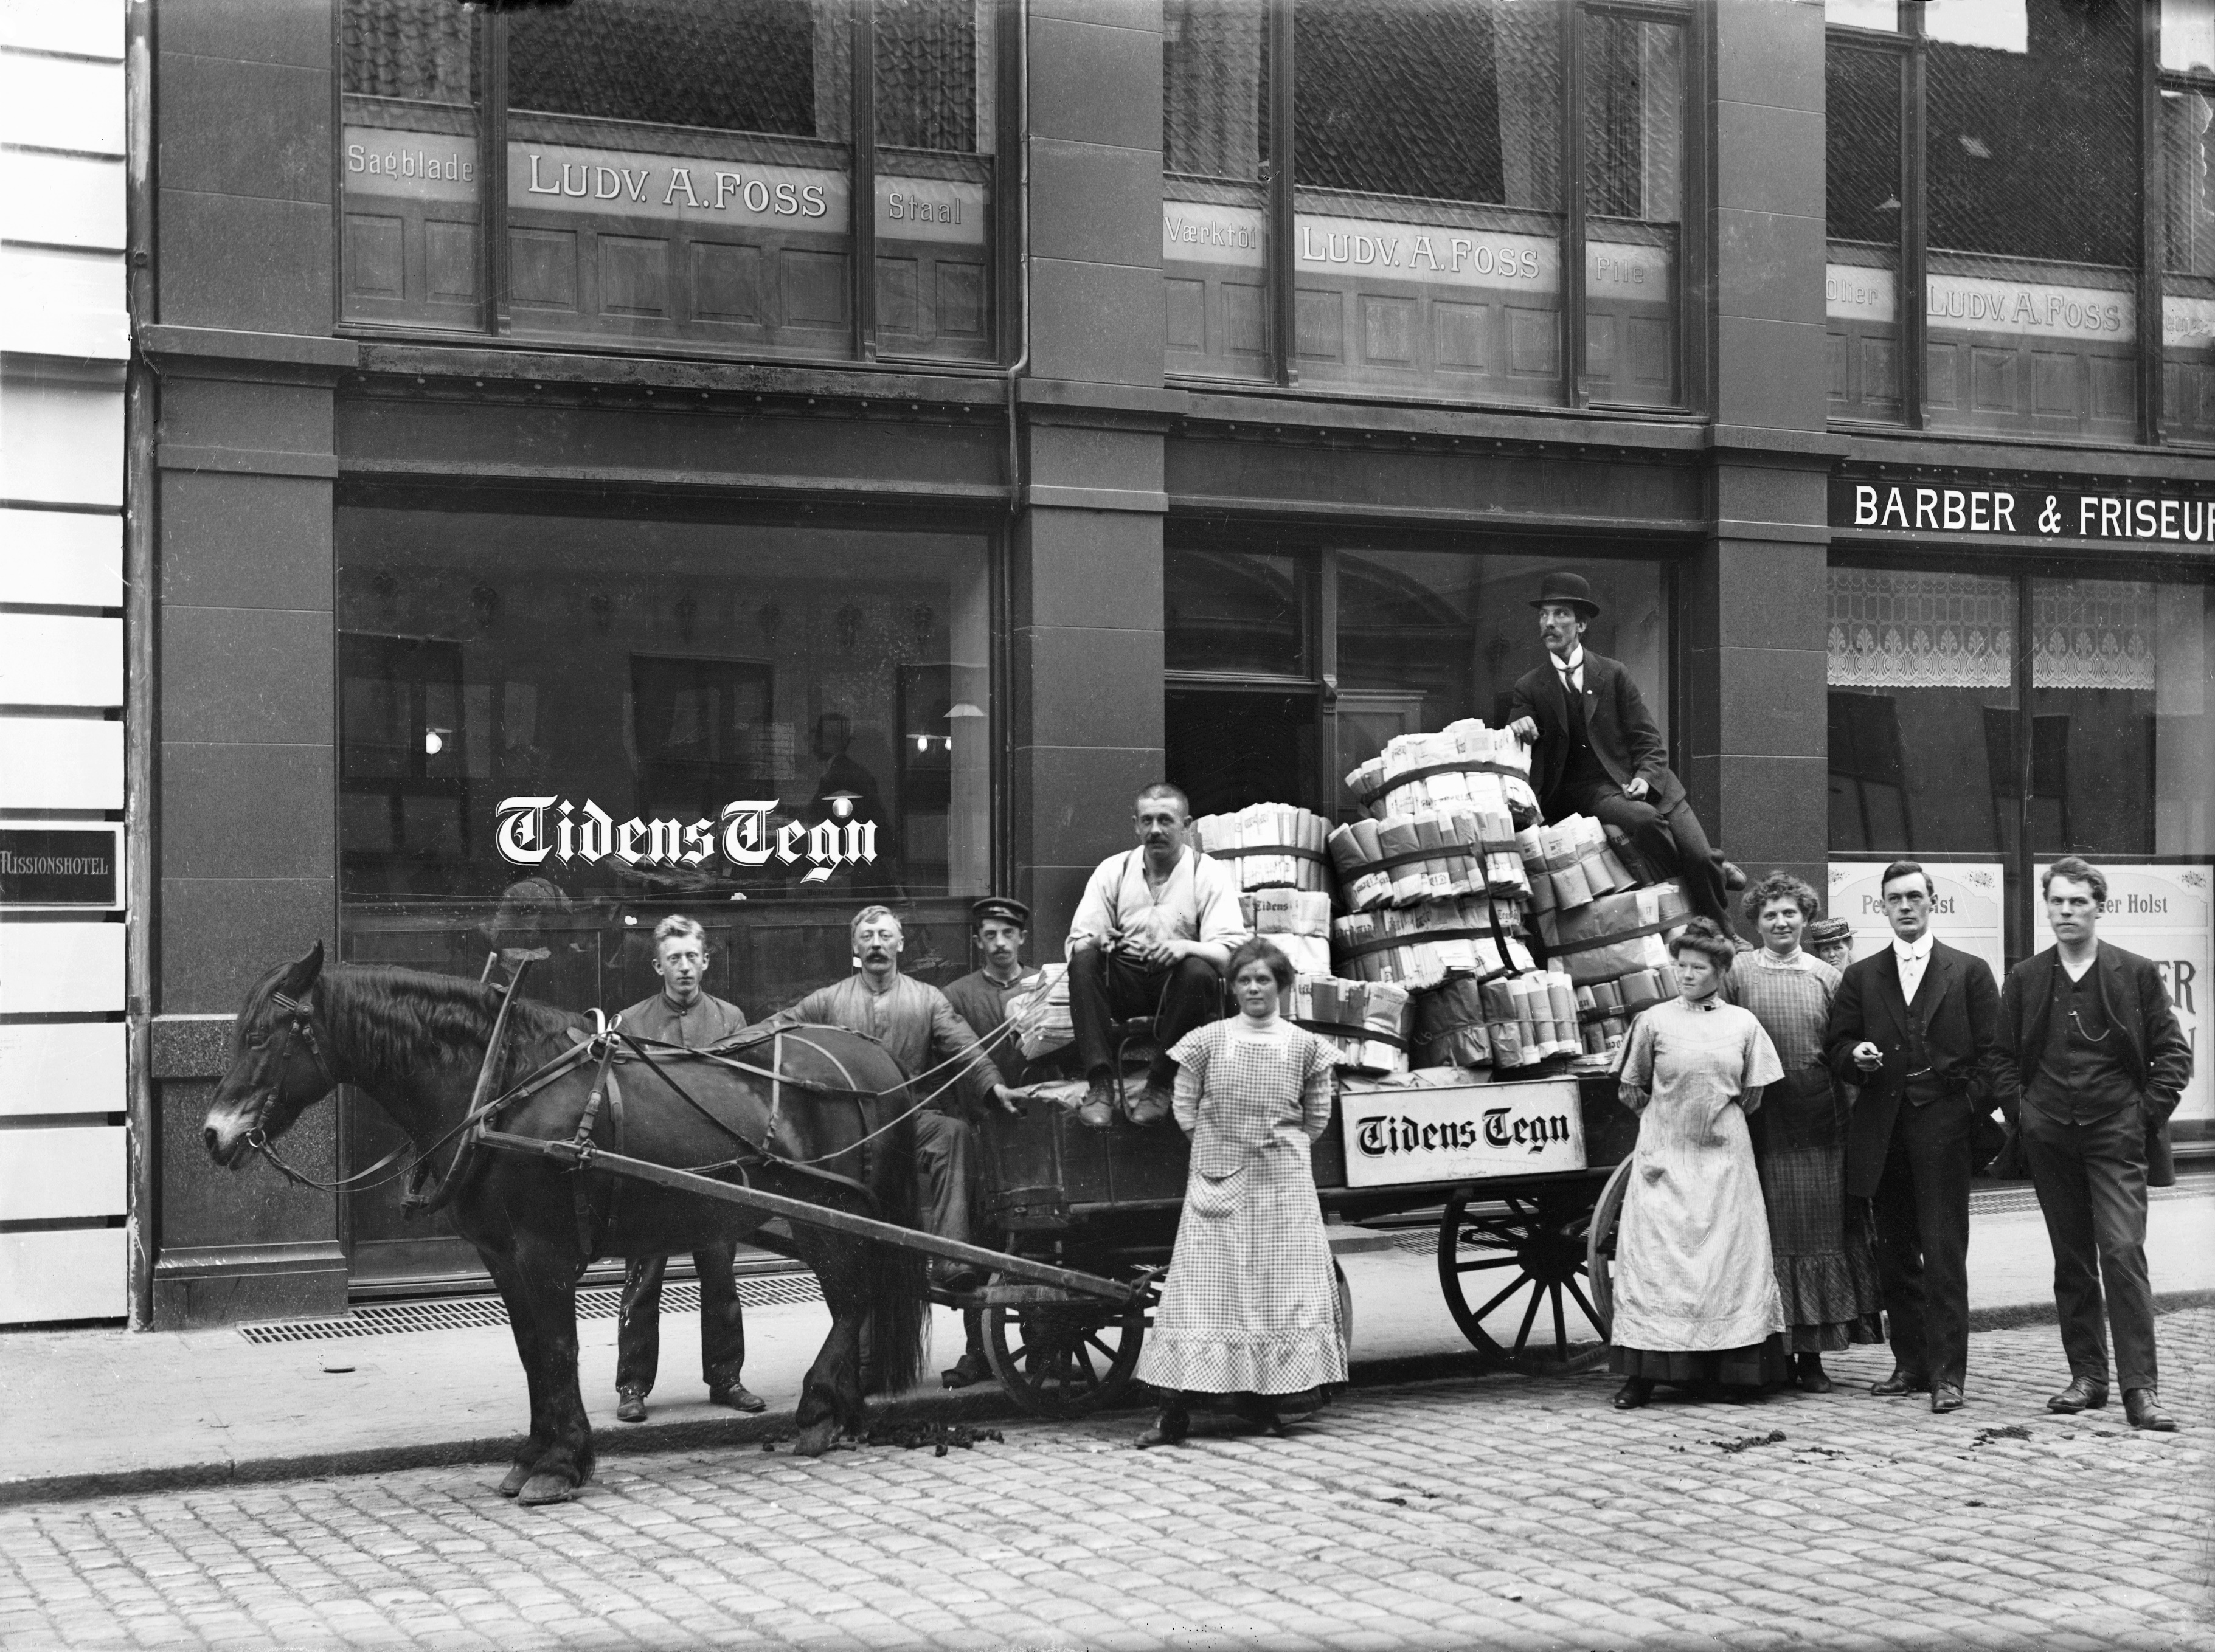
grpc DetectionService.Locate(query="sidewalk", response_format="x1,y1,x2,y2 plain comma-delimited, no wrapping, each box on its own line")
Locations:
5,1181,2209,1507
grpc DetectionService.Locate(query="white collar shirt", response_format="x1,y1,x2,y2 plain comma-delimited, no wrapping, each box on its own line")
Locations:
1893,932,1935,1002
1553,645,1587,694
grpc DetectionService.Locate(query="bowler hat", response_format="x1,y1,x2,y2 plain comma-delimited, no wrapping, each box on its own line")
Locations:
1530,572,1600,619
971,896,1030,929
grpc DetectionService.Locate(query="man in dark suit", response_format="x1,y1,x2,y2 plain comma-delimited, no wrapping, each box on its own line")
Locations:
1993,857,2190,1432
1824,860,2003,1413
1505,572,1735,935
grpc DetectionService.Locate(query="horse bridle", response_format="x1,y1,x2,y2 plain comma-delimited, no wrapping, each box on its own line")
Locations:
244,989,412,1192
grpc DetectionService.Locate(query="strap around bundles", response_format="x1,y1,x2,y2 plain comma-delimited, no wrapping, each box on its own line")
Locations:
1355,758,1527,806
1295,1018,1409,1052
1333,925,1497,962
1545,915,1685,958
1208,843,1330,865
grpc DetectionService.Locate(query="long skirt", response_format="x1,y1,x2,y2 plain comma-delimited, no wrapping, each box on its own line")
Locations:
1758,1142,1887,1353
1135,1142,1348,1397
1610,1337,1791,1388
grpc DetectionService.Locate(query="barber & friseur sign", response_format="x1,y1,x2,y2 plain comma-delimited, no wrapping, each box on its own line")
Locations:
1832,477,2215,545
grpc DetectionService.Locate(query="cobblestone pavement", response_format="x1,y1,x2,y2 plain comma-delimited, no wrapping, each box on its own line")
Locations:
2,1312,2208,1652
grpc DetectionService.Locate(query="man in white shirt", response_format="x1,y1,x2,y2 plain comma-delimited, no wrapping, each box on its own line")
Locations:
1824,860,2003,1414
1066,783,1244,1128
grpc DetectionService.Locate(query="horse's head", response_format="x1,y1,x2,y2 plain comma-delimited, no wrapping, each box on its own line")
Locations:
204,942,340,1169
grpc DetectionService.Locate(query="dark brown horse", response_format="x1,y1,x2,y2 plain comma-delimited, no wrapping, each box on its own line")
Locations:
203,943,928,1504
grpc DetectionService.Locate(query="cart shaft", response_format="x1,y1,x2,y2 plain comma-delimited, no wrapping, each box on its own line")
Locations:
476,1128,1142,1307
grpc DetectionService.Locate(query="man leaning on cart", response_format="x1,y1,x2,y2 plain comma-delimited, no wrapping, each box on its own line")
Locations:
1066,782,1244,1131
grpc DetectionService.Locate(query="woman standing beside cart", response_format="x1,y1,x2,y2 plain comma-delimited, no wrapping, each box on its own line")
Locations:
1728,875,1885,1394
1134,938,1348,1446
1610,919,1789,1409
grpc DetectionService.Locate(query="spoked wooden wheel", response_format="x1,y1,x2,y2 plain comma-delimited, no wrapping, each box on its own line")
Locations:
983,1285,1146,1419
1436,1182,1610,1370
1584,1157,1634,1341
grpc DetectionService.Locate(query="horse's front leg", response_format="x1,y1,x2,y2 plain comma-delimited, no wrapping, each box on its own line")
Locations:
504,1229,596,1504
791,1230,865,1457
485,1249,554,1498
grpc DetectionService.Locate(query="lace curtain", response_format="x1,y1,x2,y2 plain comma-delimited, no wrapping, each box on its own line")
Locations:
1828,570,2158,691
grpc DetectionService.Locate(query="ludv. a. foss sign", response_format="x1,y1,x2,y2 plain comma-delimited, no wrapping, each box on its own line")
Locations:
494,795,876,885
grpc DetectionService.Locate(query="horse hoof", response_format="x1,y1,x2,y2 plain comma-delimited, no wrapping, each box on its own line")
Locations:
495,1463,533,1498
516,1473,576,1506
791,1421,839,1459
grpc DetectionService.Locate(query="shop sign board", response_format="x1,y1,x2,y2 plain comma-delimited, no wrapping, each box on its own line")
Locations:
0,824,123,912
1826,861,2005,986
493,795,878,885
1830,476,2215,544
1924,269,2132,341
1337,1073,1585,1187
2033,862,2211,1128
344,126,477,200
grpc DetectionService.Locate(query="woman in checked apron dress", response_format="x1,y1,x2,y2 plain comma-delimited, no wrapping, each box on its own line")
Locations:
1134,938,1349,1447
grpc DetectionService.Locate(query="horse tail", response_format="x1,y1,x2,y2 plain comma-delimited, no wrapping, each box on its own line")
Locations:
863,1092,929,1396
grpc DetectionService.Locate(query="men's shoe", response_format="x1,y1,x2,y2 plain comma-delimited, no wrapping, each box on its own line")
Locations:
2046,1375,2110,1414
1612,1378,1654,1411
1720,860,1748,892
1930,1382,1966,1414
929,1261,990,1294
1126,1082,1174,1127
2124,1388,2177,1432
940,1350,992,1390
708,1383,766,1414
616,1388,648,1423
1870,1367,1932,1397
1078,1076,1118,1131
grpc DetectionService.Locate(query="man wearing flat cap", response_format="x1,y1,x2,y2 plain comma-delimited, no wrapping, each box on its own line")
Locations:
1506,572,1737,935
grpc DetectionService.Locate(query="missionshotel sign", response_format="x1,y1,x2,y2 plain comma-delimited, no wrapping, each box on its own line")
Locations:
1339,1073,1586,1188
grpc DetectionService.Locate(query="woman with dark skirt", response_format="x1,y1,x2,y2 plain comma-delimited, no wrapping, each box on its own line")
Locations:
1133,938,1348,1446
1609,919,1789,1409
1728,875,1887,1394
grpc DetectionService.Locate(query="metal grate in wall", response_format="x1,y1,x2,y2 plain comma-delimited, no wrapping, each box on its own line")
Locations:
238,1271,825,1344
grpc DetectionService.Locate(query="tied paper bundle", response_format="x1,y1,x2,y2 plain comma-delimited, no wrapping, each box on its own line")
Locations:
1193,803,1333,893
1574,981,1631,1060
1328,806,1519,911
1293,976,1411,1073
1331,897,1536,990
1517,814,1632,913
1536,881,1692,986
1344,721,1539,824
1240,888,1334,977
1478,978,1537,1069
1004,963,1074,1060
1411,978,1492,1071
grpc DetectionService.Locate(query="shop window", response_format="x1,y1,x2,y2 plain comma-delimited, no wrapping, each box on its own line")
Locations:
1162,0,1272,381
1580,12,1682,408
1161,544,1668,825
1921,0,2137,441
336,505,993,1021
339,0,997,364
1289,0,1564,401
1826,567,2018,859
340,0,482,330
2165,2,2215,443
1824,41,1903,424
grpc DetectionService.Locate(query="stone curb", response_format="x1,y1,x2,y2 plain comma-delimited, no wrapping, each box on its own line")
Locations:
6,1290,2209,1510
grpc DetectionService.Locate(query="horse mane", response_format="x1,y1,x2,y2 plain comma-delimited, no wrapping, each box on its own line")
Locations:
308,964,584,1088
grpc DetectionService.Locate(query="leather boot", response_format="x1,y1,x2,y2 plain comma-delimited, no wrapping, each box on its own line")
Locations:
1135,1397,1190,1448
2046,1375,2109,1414
1612,1378,1654,1410
616,1388,648,1423
1870,1367,1932,1397
2124,1389,2177,1432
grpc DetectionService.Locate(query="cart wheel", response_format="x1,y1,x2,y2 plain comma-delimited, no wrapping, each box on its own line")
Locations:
1584,1157,1634,1341
1436,1181,1610,1370
983,1288,1146,1419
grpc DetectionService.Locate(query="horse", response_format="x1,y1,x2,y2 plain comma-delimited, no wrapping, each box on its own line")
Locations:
202,942,931,1504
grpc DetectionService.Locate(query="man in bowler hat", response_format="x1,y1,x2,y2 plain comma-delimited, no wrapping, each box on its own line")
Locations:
1505,571,1736,934
1992,857,2189,1431
1824,860,2004,1414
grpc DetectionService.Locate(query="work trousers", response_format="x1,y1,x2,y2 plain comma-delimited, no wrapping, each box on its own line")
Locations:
615,1240,746,1397
1870,1090,1974,1388
2020,1100,2158,1392
1069,947,1223,1087
914,1109,976,1249
1567,785,1733,935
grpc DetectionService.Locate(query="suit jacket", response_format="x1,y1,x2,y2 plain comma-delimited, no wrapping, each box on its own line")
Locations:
1823,938,2003,1198
1993,941,2193,1187
1507,649,1686,815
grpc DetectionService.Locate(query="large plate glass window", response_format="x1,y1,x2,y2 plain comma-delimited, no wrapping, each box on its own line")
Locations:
2163,0,2215,443
1920,0,2137,440
336,503,991,1282
874,0,997,360
340,0,482,328
1162,0,1272,382
1291,0,1564,401
1580,9,1683,407
1824,33,1904,423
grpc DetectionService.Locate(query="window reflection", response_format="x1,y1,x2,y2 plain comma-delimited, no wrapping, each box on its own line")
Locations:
1826,44,1902,423
1162,0,1271,380
1164,550,1304,676
1582,13,1682,407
